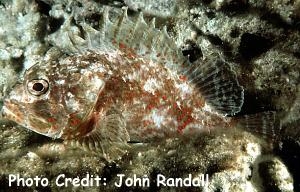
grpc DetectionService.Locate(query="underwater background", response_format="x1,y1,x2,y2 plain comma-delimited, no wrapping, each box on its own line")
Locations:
0,0,299,191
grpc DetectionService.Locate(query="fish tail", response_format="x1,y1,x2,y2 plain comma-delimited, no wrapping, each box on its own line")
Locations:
236,111,281,140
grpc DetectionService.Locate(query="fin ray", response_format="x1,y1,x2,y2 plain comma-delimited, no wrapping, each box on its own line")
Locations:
237,111,281,139
183,59,244,115
59,6,187,70
68,109,130,161
48,7,244,116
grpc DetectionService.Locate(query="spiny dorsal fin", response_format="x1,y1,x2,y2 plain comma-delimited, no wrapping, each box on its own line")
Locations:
49,6,244,116
86,7,244,116
182,56,244,116
67,109,130,161
64,6,186,70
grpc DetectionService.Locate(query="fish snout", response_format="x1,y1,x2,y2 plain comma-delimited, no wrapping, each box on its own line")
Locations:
1,98,23,123
1,99,10,119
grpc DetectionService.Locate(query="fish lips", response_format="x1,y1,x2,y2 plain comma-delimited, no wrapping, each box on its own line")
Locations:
2,98,63,138
2,98,26,125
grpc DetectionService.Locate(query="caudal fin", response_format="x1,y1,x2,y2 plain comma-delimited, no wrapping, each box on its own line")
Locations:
237,111,281,140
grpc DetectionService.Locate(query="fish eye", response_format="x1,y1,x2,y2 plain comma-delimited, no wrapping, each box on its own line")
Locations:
27,79,49,96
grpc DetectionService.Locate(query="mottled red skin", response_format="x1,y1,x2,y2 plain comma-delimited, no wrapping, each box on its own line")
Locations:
66,51,232,141
3,48,233,142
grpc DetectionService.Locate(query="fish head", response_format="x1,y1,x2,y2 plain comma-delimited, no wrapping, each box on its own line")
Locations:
2,57,105,139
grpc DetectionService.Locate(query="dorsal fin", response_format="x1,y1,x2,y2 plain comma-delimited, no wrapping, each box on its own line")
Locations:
60,6,187,70
67,109,130,161
48,6,244,116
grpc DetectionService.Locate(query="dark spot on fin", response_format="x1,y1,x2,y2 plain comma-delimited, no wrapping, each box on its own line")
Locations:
237,111,281,140
68,110,130,162
183,58,244,116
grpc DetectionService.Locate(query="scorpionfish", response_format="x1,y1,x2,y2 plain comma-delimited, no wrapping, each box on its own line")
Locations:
2,8,279,160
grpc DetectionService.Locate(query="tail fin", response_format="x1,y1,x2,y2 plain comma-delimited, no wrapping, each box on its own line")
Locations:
236,111,281,140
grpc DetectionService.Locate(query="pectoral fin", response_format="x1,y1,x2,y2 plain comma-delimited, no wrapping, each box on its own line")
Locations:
67,110,130,161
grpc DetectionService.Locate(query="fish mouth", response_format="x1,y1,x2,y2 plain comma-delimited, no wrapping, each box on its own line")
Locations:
2,99,62,138
2,99,25,125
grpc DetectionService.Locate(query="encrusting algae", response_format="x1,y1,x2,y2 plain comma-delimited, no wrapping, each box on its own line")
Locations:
1,7,280,161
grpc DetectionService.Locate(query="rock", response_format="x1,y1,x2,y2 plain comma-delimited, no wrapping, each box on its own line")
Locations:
0,0,299,191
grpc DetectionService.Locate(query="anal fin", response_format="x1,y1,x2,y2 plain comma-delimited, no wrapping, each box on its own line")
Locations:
68,110,130,161
183,58,244,116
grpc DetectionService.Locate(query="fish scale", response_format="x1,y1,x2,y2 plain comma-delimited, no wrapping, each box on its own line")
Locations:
1,7,280,161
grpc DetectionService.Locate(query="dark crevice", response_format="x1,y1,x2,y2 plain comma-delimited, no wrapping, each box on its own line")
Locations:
48,17,65,34
219,0,249,15
274,122,300,192
192,25,233,57
205,34,233,57
181,40,203,62
293,51,300,59
258,160,282,192
37,16,48,41
86,13,102,28
206,34,223,45
200,0,213,5
205,163,220,176
277,137,300,191
291,16,300,30
205,10,216,19
239,90,276,115
260,12,291,29
230,28,240,38
239,33,273,60
25,133,55,147
11,54,24,73
35,0,52,16
258,7,300,30
101,162,121,183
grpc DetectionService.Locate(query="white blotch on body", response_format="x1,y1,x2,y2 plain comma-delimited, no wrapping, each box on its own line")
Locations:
55,79,65,85
65,94,80,111
92,76,104,88
127,71,140,81
151,109,165,128
181,122,205,134
175,82,192,98
143,78,162,94
203,103,214,113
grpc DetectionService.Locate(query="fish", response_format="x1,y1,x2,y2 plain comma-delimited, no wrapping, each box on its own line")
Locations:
1,7,280,161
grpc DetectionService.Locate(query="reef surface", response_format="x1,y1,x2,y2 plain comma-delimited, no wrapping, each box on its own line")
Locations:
0,0,299,191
